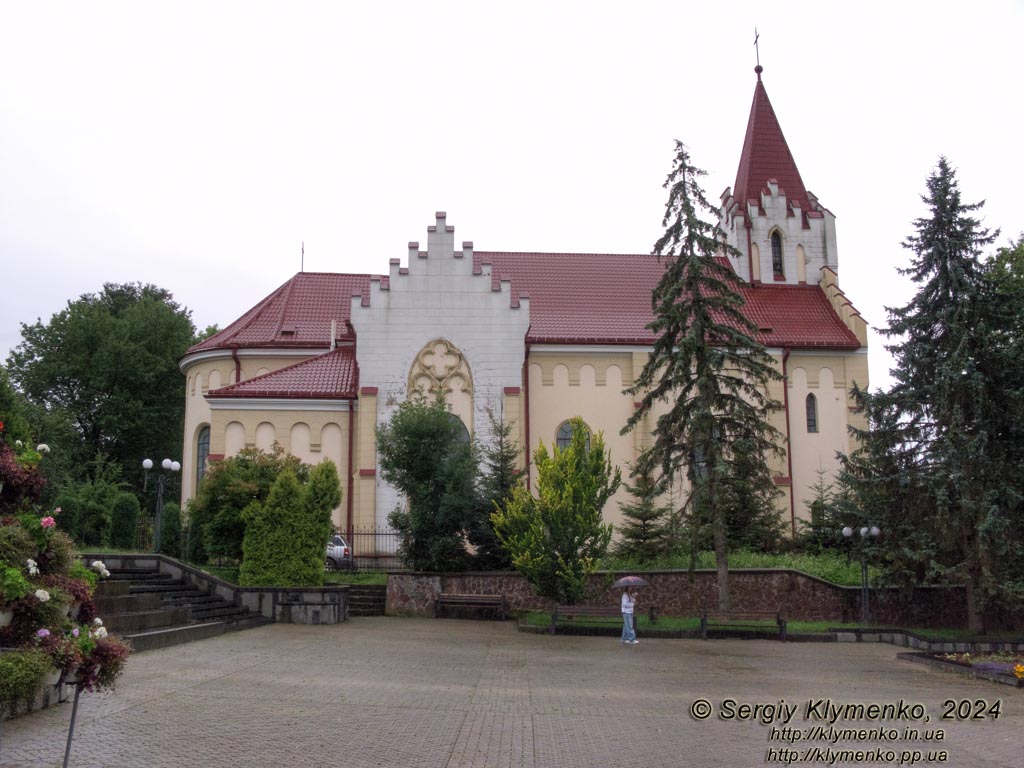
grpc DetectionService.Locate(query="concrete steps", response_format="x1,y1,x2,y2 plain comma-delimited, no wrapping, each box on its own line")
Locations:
347,585,386,616
100,566,272,651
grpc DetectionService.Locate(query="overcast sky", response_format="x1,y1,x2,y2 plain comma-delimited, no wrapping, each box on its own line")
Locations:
2,1,1021,392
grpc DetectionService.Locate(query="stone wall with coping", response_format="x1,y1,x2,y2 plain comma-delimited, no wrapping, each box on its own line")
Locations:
387,569,971,628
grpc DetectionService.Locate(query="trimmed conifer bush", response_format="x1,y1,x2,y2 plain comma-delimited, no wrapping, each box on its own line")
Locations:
159,501,182,558
108,492,139,549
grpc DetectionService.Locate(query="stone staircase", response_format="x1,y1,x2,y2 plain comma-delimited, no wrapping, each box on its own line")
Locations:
347,584,386,616
97,567,273,651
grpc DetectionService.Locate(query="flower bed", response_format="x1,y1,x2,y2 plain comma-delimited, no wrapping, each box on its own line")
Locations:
898,651,1024,688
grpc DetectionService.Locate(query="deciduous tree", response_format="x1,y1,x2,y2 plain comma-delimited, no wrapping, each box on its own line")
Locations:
6,283,195,490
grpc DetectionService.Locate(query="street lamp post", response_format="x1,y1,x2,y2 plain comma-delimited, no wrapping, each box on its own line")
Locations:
843,525,881,625
143,458,180,553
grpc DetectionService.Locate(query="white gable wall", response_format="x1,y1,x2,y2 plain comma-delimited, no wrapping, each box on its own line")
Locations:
350,212,531,525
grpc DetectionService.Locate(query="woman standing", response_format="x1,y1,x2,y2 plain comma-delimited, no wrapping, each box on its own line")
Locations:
621,587,638,645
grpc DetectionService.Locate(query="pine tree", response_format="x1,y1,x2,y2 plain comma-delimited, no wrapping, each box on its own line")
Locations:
470,413,523,570
855,157,1021,631
624,142,784,612
614,466,671,562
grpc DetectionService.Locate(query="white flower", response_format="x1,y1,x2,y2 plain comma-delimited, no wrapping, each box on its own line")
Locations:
93,626,108,639
36,443,50,453
26,558,39,576
93,617,103,626
35,589,51,602
101,569,111,578
15,440,23,448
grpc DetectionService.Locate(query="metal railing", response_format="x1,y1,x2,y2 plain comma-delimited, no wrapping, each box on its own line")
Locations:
345,527,408,572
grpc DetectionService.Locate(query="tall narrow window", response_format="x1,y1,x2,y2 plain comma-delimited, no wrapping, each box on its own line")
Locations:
805,394,818,433
196,426,210,486
771,231,784,277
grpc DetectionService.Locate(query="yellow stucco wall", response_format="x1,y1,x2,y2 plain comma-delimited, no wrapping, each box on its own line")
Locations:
182,342,867,540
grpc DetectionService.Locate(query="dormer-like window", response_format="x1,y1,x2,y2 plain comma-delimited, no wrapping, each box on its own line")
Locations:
771,231,784,278
806,394,818,433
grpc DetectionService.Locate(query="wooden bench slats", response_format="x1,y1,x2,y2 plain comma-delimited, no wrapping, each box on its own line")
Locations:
434,593,507,620
551,604,623,635
700,608,787,641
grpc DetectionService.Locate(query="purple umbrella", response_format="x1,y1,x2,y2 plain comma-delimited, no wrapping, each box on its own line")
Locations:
611,575,648,589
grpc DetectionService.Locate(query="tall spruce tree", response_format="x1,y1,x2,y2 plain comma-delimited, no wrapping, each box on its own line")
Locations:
855,158,1023,631
470,413,523,570
614,466,671,562
624,142,784,612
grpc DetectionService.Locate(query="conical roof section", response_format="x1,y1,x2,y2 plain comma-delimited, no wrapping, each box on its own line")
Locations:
733,66,810,218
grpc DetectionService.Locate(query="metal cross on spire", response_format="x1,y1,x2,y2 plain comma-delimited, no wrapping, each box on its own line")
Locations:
753,28,763,78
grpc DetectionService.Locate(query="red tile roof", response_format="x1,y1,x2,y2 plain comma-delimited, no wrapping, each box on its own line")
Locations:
207,347,358,399
187,251,860,365
477,251,861,349
188,273,375,353
733,69,811,222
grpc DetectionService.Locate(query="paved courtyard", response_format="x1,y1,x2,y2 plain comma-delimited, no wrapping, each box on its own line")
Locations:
1,617,1020,767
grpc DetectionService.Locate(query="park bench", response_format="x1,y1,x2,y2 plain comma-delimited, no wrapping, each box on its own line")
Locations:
700,608,787,641
551,604,623,635
434,593,507,620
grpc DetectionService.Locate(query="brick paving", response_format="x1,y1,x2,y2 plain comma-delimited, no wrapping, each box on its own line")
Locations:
1,618,1020,767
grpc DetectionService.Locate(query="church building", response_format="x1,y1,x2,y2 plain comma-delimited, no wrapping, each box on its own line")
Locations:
178,67,868,542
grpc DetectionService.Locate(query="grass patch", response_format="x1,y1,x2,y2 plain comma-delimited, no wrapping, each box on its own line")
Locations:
522,610,1023,641
324,571,387,585
602,550,872,586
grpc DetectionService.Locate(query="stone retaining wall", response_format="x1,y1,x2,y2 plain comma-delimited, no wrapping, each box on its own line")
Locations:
387,569,971,628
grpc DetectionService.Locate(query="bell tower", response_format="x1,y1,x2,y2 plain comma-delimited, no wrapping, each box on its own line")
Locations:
718,66,839,286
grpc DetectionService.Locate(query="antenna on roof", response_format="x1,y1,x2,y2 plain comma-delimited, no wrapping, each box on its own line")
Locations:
753,28,763,78
301,241,305,273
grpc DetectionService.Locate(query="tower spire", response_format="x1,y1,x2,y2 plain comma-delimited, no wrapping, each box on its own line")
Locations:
754,27,762,78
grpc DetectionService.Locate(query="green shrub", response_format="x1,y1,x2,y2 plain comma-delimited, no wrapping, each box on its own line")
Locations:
0,649,49,714
108,492,140,549
0,522,35,569
188,446,309,564
160,501,182,558
239,471,322,586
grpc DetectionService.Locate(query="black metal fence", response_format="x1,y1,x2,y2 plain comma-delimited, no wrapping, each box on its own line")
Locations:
346,527,407,572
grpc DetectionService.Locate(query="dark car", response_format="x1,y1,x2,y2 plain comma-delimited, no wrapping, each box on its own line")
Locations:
325,534,354,571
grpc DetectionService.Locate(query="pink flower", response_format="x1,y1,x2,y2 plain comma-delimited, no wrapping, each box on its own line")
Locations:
36,628,51,639
41,516,56,528
54,507,62,515
72,628,80,637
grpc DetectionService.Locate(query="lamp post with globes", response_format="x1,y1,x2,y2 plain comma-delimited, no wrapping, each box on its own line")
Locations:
843,525,881,625
143,458,180,553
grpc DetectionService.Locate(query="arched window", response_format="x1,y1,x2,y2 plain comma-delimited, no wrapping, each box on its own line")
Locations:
805,394,818,433
771,231,784,277
555,420,591,452
447,413,471,444
196,426,211,486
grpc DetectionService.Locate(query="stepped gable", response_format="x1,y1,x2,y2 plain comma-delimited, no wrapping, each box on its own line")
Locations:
477,251,861,349
732,66,811,224
207,347,358,399
187,272,376,353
